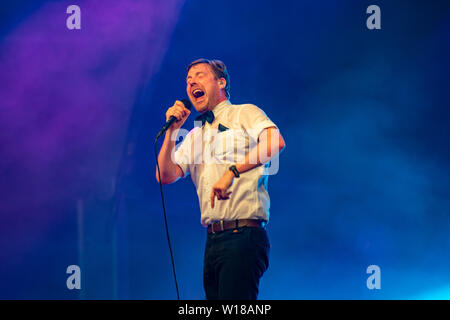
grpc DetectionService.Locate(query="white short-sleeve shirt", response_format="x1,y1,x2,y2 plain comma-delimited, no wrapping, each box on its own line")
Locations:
173,100,278,227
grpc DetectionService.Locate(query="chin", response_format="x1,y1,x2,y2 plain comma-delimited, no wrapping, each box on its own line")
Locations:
195,100,208,112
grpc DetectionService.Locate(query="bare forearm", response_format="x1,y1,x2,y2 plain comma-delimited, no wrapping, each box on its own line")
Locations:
156,129,180,184
235,127,285,174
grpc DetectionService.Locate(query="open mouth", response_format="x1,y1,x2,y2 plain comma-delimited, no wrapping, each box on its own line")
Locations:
192,88,205,99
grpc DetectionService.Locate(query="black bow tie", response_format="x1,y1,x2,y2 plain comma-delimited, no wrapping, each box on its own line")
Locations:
195,110,215,126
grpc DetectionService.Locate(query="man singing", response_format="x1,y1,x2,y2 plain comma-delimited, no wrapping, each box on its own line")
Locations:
156,59,285,300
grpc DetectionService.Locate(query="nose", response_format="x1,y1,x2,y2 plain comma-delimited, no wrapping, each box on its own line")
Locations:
187,79,197,91
188,76,197,84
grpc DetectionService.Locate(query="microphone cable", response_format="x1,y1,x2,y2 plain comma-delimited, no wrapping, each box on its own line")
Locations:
154,135,180,300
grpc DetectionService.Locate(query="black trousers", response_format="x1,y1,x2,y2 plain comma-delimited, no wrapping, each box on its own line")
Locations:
203,226,270,300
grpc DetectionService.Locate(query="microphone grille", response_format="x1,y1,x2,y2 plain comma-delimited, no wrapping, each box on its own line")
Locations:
180,98,192,110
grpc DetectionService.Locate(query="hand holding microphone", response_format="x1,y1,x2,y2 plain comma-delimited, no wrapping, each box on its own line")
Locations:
166,100,191,130
157,99,192,139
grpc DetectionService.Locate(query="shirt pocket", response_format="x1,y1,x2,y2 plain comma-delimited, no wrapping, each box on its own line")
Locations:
211,128,248,163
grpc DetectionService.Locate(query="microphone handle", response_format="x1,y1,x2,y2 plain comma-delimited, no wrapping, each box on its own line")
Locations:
156,116,177,139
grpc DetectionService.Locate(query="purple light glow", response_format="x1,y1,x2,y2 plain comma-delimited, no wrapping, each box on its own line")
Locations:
0,0,184,263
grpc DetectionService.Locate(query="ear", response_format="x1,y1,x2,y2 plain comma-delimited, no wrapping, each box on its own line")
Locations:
218,78,226,89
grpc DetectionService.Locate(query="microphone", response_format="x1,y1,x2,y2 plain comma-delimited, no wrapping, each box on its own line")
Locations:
156,99,192,139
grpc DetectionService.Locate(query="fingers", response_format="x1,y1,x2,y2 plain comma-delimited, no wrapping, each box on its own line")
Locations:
166,100,191,122
215,189,231,200
220,190,232,199
210,188,232,208
174,100,191,117
210,191,215,209
170,110,184,122
176,100,191,110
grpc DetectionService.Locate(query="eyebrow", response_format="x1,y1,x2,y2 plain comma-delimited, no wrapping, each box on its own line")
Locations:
186,71,205,81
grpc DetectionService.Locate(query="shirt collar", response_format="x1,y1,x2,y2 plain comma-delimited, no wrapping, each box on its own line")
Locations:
211,99,231,119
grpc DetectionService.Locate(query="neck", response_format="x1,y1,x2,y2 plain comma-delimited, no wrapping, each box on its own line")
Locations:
210,96,227,112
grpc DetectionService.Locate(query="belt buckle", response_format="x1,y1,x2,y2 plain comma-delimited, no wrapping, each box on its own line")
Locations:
211,220,224,234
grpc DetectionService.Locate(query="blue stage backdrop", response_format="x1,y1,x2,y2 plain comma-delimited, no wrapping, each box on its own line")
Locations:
0,0,449,299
